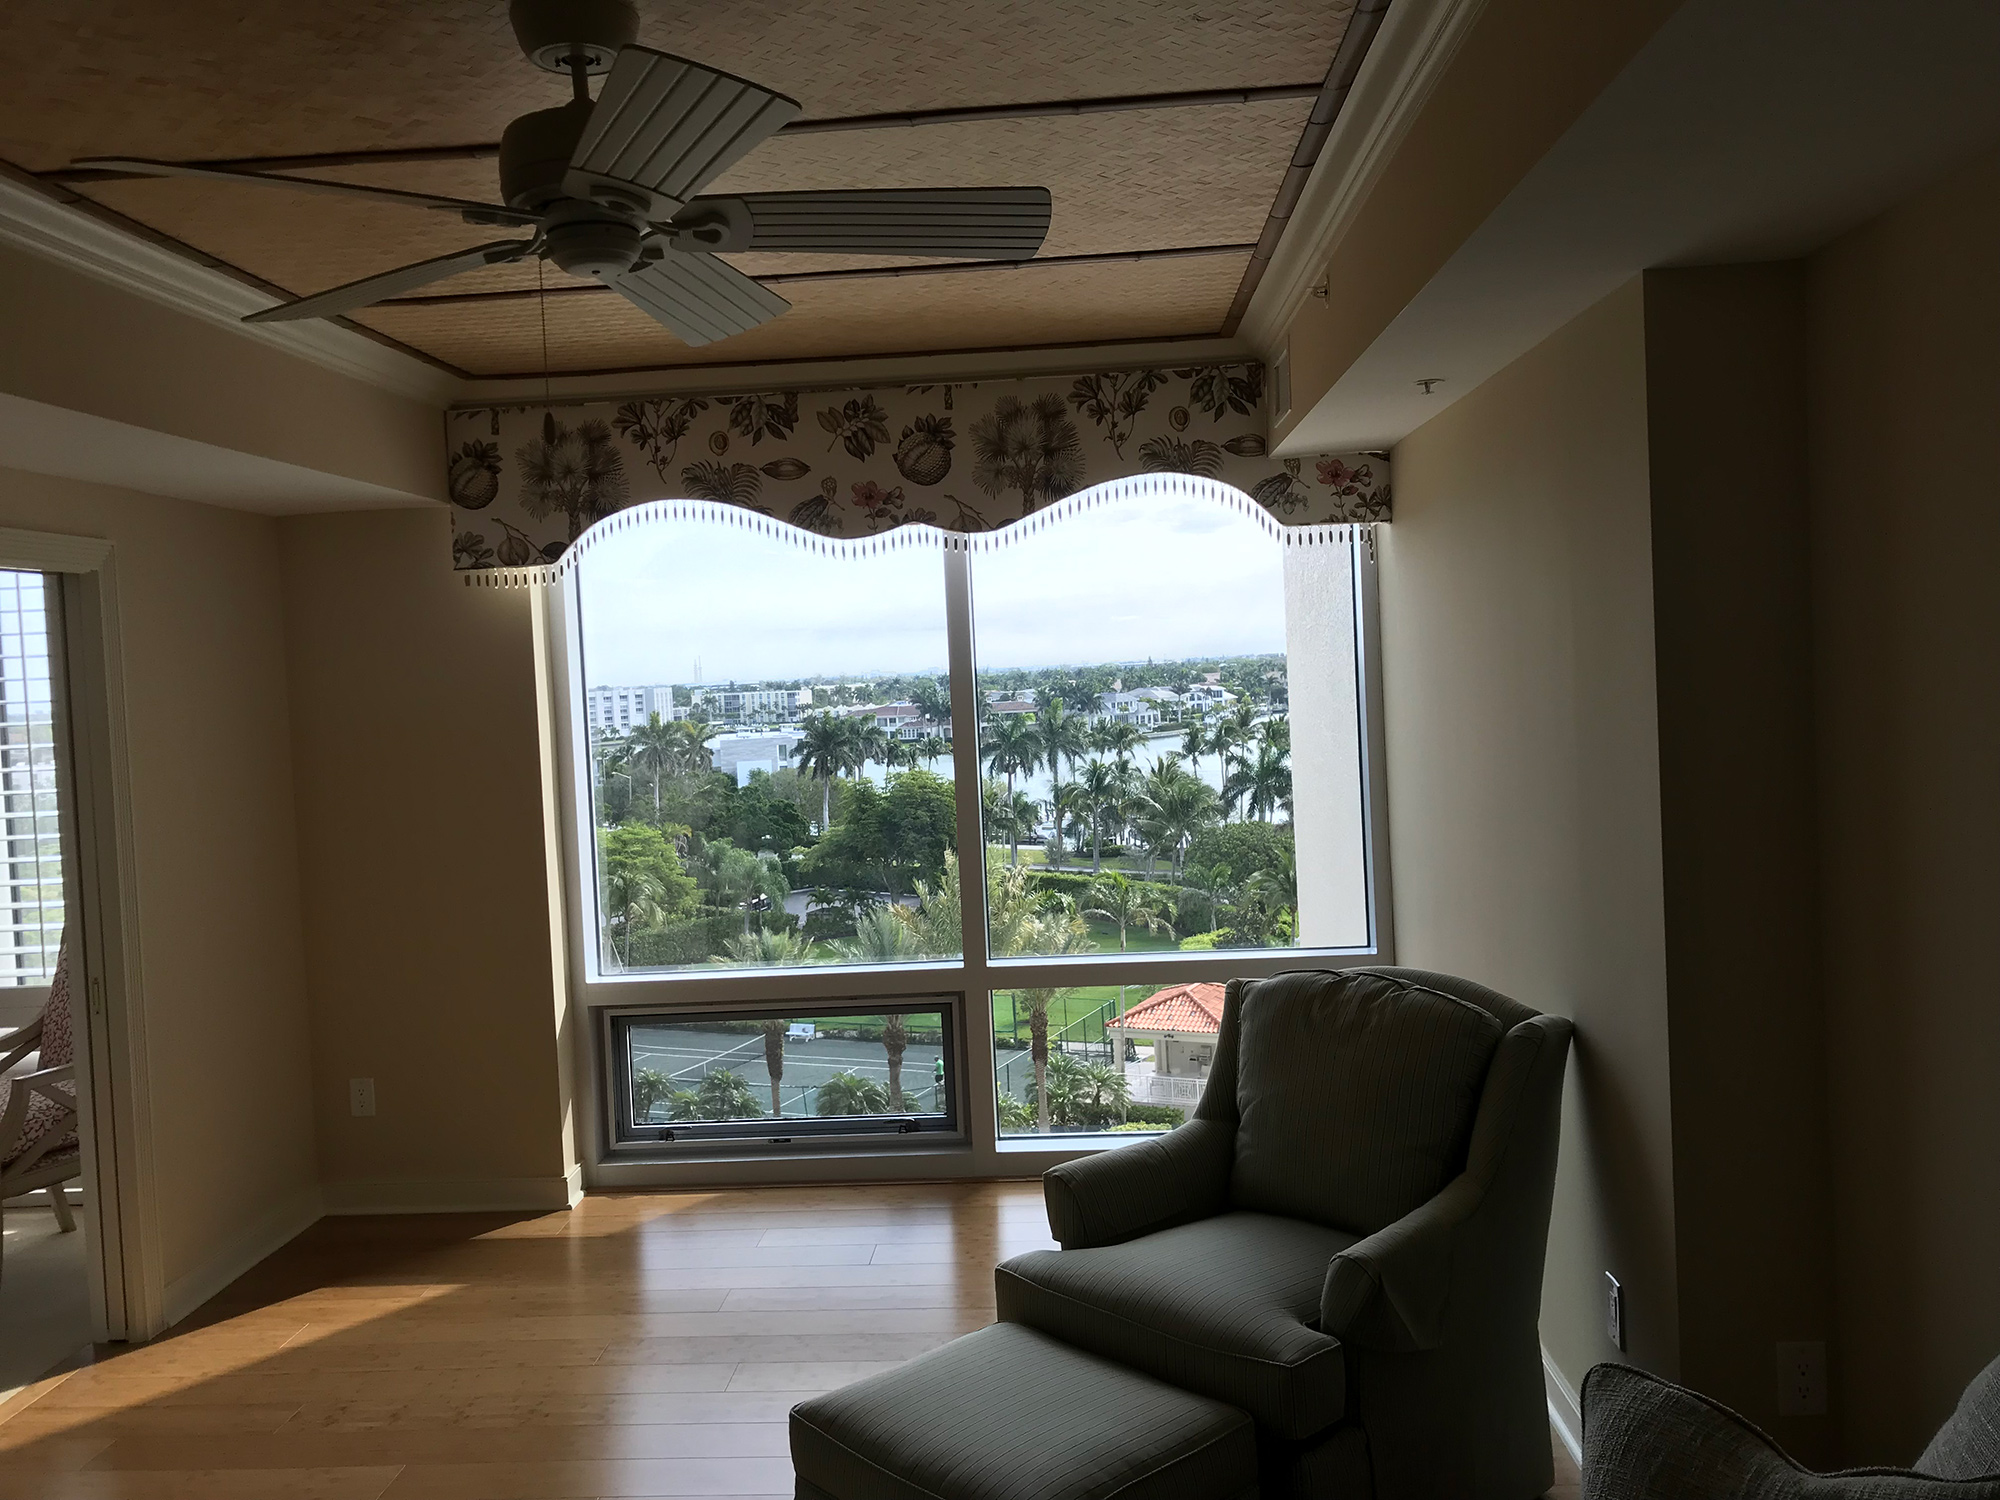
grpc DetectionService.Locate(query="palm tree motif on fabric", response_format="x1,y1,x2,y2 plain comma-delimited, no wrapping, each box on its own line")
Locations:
680,460,767,510
970,393,1084,512
1083,873,1169,953
1137,435,1225,477
516,412,629,540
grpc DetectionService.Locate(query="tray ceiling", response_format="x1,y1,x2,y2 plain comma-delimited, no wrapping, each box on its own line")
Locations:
0,1,1364,379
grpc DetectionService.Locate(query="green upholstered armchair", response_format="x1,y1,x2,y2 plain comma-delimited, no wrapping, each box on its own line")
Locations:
996,967,1573,1500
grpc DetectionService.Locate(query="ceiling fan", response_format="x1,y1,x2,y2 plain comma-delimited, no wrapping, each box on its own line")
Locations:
67,0,1054,346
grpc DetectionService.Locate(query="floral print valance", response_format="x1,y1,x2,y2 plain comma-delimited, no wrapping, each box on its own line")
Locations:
445,362,1391,572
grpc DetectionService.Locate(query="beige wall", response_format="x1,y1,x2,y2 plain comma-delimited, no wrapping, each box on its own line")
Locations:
276,508,568,1208
1382,281,1682,1391
1276,0,1681,447
0,466,318,1299
1642,264,1839,1463
1808,146,2000,1463
0,241,443,503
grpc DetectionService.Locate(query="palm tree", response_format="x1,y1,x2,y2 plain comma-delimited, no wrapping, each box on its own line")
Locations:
911,678,952,728
1048,779,1090,869
993,789,1039,867
1180,721,1213,778
854,719,890,776
758,1020,786,1118
983,713,1040,800
1095,719,1145,765
1212,702,1261,819
1240,736,1293,822
723,926,811,964
693,1067,762,1119
1035,695,1088,784
1135,756,1220,881
1076,759,1123,873
671,713,721,773
883,735,921,771
625,713,679,817
796,711,850,832
602,863,668,966
1183,861,1238,934
817,1070,890,1116
918,733,950,771
1082,872,1170,953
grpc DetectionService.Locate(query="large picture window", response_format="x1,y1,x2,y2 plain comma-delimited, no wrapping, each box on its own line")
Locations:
556,479,1385,1164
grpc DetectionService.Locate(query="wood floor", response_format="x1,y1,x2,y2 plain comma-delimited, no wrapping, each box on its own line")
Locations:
0,1181,1582,1498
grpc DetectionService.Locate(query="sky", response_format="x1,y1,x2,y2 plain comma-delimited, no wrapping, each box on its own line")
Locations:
576,489,1288,687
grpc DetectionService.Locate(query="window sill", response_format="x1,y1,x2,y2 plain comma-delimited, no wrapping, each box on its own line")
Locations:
994,1131,1164,1156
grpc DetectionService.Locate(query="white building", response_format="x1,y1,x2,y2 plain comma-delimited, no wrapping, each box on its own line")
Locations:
586,683,681,734
713,733,801,786
1096,687,1179,728
691,686,812,723
1106,982,1225,1114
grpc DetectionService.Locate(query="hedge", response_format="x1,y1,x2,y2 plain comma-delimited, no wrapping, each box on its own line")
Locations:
1025,870,1207,938
623,908,791,967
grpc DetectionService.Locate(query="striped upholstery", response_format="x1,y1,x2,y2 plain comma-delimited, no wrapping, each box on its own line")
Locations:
790,1321,1259,1500
1228,970,1504,1235
1583,1361,2000,1498
998,1212,1357,1440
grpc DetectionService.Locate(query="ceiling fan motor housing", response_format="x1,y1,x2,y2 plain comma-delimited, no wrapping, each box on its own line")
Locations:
509,0,639,73
542,199,645,279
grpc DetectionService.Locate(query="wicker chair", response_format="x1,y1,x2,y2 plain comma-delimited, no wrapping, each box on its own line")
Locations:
0,939,80,1281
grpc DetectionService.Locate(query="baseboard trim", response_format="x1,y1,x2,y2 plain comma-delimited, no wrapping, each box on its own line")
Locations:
1545,1345,1583,1468
161,1183,323,1328
322,1176,576,1215
563,1163,584,1208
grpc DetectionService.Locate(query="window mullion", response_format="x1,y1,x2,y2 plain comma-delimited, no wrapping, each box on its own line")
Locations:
942,543,989,965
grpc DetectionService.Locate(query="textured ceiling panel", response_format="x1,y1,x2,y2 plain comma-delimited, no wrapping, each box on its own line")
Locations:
66,102,1306,302
355,253,1250,376
2,2,1350,374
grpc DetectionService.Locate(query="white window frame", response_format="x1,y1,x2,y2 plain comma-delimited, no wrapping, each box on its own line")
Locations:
536,488,1394,1189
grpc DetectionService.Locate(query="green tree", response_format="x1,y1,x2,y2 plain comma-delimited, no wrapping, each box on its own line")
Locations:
1184,821,1294,885
797,710,854,833
1083,872,1170,953
1095,719,1145,764
1045,779,1085,870
917,733,950,770
1076,759,1125,874
631,1067,676,1121
983,715,1042,861
598,824,698,964
758,1020,787,1117
724,926,811,965
625,713,680,818
693,1068,762,1119
817,1070,890,1116
1034,694,1089,784
1134,756,1220,881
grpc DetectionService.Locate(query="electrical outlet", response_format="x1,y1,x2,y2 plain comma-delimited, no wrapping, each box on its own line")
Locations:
349,1077,376,1117
1605,1272,1625,1351
1777,1341,1828,1416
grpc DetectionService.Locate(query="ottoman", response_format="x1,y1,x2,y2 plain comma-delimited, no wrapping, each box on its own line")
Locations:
791,1321,1259,1500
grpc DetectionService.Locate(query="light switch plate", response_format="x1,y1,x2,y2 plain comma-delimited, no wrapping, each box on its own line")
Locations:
1777,1341,1828,1416
349,1077,376,1117
1605,1272,1625,1351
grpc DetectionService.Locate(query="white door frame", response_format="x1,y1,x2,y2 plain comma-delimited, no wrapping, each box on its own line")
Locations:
2,526,162,1342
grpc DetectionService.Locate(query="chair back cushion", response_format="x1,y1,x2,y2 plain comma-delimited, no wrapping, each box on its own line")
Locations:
1921,1354,2000,1480
1228,969,1503,1234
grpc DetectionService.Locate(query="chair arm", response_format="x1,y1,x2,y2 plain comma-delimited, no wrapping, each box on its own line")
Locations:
0,1061,75,1161
1320,1169,1483,1352
1043,1117,1234,1248
0,1015,45,1075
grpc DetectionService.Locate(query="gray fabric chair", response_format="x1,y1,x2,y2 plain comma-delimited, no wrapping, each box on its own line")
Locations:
1582,1358,2000,1498
997,967,1573,1500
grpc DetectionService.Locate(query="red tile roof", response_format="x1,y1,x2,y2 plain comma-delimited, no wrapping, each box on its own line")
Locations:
1110,982,1226,1036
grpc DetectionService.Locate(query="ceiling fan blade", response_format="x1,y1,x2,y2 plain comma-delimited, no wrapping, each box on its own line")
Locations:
564,46,800,220
671,187,1053,259
67,157,535,227
243,239,539,324
610,249,789,347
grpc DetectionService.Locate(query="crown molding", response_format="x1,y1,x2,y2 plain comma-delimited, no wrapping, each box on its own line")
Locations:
0,169,462,405
452,334,1256,406
1239,0,1492,357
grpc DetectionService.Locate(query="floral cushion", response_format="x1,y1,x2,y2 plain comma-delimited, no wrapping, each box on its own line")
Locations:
1,937,78,1169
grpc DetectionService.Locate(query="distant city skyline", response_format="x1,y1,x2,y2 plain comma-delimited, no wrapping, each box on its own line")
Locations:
575,489,1288,686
